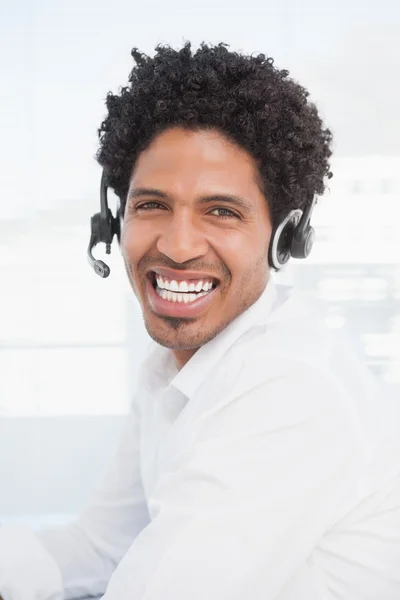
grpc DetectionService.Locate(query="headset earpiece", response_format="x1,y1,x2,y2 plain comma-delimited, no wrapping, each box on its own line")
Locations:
87,170,120,278
268,195,317,270
268,209,302,270
290,220,315,259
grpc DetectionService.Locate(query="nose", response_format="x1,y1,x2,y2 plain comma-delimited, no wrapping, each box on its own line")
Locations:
156,212,209,264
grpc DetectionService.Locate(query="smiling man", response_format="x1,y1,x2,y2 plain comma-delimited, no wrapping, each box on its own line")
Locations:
123,126,273,367
1,42,400,600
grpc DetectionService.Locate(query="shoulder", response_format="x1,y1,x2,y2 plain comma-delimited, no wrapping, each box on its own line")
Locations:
192,351,352,442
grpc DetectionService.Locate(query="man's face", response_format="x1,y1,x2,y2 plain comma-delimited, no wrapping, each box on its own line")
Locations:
121,127,272,366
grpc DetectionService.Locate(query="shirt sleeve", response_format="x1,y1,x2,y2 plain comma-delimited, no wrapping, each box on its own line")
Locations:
0,401,149,600
102,362,367,600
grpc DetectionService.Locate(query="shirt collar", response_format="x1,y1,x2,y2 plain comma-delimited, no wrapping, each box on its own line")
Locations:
170,276,279,399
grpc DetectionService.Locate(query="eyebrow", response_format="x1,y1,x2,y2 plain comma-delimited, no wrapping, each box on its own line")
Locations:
127,187,256,212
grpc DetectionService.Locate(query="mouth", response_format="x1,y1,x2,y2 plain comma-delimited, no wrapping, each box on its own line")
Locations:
148,271,218,302
145,270,220,318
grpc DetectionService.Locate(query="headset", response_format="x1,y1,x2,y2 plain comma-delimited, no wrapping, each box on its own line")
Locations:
87,170,121,278
268,194,317,270
87,170,317,277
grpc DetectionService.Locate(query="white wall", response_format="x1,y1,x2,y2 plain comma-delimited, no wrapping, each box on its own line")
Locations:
1,0,399,519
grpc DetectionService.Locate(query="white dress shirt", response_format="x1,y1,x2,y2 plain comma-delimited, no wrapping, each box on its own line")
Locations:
1,278,400,600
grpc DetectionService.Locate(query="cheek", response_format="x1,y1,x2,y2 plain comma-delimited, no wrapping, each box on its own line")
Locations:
121,221,154,265
211,228,269,275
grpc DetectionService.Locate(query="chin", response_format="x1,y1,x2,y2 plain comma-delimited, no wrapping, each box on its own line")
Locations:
144,316,211,350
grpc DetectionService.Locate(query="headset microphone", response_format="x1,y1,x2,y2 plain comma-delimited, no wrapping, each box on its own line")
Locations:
268,194,317,270
87,170,120,278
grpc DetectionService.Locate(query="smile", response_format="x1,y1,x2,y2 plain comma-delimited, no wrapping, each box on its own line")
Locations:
153,273,216,304
146,271,219,317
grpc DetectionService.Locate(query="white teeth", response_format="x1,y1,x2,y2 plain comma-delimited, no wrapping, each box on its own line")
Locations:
155,274,215,294
155,285,214,304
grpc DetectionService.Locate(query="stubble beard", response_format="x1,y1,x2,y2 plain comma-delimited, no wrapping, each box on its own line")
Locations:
142,286,263,351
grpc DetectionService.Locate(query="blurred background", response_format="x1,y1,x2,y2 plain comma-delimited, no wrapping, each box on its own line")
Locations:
0,0,399,524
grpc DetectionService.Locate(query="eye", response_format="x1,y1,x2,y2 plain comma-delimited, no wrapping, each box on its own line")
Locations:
135,201,166,211
209,207,239,219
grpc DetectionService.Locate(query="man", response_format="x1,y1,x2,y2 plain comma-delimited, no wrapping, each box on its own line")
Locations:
1,42,400,600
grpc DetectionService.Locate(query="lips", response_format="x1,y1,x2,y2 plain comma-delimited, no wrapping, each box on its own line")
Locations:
145,272,218,318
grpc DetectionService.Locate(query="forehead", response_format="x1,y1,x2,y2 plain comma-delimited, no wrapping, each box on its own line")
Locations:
130,127,262,194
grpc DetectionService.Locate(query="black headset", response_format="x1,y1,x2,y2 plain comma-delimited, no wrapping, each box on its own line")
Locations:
87,170,317,277
87,170,121,278
268,194,317,270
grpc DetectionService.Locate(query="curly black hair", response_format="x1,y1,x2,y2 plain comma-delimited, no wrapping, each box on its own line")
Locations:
96,41,333,230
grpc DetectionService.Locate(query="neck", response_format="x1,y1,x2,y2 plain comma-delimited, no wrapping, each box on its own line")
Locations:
172,347,198,370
